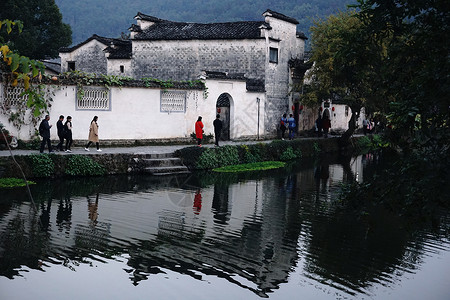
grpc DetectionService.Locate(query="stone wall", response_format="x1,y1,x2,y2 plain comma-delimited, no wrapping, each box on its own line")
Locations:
60,40,108,74
131,40,267,81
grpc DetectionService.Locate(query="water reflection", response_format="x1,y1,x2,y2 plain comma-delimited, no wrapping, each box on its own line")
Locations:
0,154,448,299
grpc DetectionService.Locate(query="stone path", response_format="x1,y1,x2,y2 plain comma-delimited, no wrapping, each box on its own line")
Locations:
0,140,273,157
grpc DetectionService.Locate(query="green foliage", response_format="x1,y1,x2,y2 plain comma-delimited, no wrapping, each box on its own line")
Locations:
28,154,54,177
196,145,239,169
142,77,174,89
213,161,285,173
196,148,220,169
0,0,72,59
174,146,204,169
313,142,321,155
239,144,258,163
356,134,389,153
101,74,133,89
65,155,106,176
280,147,301,161
0,177,36,188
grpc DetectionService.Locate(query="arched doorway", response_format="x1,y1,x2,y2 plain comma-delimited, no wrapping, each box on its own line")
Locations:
216,93,231,140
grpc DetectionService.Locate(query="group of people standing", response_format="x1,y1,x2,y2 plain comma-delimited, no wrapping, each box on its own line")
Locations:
315,115,331,138
195,114,223,147
38,115,101,153
280,113,296,140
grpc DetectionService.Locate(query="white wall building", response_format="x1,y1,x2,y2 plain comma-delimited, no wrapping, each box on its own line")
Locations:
0,76,264,142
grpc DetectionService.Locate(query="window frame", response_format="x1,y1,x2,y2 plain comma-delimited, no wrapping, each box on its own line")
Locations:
269,47,278,64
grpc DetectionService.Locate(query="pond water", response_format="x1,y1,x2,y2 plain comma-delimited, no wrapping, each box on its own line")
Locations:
0,154,449,300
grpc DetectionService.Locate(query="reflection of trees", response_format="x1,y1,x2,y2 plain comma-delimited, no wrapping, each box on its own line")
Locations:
0,211,47,278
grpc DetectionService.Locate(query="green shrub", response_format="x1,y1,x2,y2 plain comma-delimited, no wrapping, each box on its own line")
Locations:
356,134,388,153
280,147,299,161
65,155,106,176
217,145,239,166
0,177,36,188
28,154,54,177
196,148,220,169
313,142,321,155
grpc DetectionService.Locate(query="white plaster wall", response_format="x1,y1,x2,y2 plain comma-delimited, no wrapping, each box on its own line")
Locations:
205,79,265,139
1,79,267,141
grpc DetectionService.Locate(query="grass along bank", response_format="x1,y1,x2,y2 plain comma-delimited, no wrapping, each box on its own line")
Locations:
213,161,285,173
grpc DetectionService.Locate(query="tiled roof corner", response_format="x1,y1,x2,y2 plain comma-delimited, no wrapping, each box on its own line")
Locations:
104,40,132,59
59,34,114,53
297,31,308,40
263,9,299,25
129,24,142,32
134,12,167,23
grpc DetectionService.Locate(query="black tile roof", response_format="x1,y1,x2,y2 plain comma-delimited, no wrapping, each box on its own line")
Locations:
263,9,299,25
134,12,168,23
104,40,132,59
59,34,130,53
246,78,266,92
204,71,246,80
133,21,269,41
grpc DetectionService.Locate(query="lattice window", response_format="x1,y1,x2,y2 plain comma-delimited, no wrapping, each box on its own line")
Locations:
160,91,186,113
76,86,110,110
1,85,28,109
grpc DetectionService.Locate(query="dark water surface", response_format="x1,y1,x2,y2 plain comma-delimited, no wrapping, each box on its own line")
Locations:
0,155,449,299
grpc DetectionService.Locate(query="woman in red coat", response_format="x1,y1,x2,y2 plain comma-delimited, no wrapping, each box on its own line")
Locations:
195,116,204,147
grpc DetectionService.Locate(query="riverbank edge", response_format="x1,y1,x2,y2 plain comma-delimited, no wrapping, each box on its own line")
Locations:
0,137,363,179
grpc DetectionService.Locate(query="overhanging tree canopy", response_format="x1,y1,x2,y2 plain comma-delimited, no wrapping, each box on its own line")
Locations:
0,0,72,59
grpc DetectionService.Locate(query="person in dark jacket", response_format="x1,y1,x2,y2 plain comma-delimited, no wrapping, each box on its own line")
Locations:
213,114,223,146
56,115,65,151
64,116,73,152
39,115,53,153
322,116,331,138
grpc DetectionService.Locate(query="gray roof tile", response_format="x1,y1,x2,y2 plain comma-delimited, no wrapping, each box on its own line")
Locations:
134,21,269,41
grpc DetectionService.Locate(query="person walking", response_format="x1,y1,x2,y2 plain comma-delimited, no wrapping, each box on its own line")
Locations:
195,116,204,147
213,114,223,147
280,113,287,140
64,116,73,152
287,114,296,140
85,116,101,152
56,115,65,151
315,115,323,137
39,115,53,153
322,115,331,138
363,118,369,135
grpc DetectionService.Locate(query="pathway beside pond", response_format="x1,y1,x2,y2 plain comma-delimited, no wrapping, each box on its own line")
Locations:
0,139,296,157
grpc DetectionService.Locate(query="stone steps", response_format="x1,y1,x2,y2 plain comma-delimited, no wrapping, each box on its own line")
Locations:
142,153,190,176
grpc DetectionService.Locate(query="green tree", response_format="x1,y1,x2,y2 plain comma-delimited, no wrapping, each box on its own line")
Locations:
355,0,450,154
0,0,72,59
304,11,386,143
